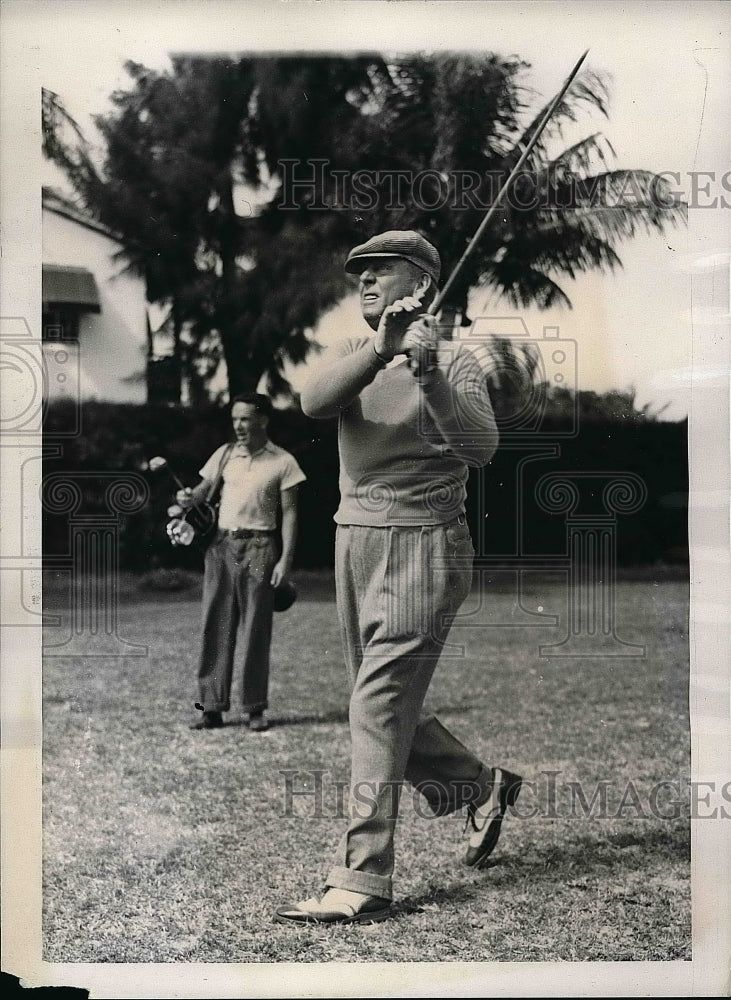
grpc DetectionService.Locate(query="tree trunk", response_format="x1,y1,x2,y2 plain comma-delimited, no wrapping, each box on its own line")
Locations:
215,167,260,399
171,296,183,404
145,308,154,359
222,336,263,397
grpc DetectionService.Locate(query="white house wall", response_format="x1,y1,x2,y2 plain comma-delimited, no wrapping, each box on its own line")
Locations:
43,208,148,403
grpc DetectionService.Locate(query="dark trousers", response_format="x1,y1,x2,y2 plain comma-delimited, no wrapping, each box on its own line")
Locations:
196,532,278,714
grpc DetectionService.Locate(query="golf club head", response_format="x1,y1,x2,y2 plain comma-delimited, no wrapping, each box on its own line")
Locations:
148,456,168,472
166,518,195,547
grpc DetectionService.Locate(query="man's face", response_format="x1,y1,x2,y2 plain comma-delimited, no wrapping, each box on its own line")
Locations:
231,402,268,449
358,257,424,329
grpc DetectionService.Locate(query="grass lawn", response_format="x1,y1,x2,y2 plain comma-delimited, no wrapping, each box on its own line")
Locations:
41,571,690,964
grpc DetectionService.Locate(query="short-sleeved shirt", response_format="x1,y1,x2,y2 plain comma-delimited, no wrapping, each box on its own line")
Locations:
199,440,306,532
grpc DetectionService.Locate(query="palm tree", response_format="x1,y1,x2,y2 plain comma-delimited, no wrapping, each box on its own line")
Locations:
348,54,686,328
43,54,685,400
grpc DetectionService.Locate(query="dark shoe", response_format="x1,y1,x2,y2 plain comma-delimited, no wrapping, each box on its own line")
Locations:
190,710,223,730
274,894,391,925
464,767,522,868
248,711,269,732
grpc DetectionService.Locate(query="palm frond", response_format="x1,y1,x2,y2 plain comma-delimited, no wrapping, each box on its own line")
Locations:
482,263,573,310
540,132,617,177
543,170,688,237
504,69,611,171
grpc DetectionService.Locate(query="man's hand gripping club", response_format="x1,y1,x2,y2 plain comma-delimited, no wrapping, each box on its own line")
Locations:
373,286,439,378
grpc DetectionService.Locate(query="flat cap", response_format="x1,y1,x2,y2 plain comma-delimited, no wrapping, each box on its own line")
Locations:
345,230,441,286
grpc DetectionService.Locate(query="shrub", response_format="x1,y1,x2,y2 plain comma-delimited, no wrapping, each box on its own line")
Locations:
42,400,688,572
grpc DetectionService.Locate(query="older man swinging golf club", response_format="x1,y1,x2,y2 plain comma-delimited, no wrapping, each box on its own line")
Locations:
274,231,522,925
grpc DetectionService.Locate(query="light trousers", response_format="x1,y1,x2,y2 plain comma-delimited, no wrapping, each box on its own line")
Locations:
326,521,494,900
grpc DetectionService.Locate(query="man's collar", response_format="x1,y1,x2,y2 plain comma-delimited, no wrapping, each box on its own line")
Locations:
234,438,270,458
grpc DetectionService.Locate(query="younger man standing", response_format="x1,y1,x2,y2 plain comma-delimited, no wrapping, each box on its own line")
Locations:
177,393,306,732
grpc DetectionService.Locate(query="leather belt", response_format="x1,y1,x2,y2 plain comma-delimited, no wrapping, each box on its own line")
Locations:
218,527,277,539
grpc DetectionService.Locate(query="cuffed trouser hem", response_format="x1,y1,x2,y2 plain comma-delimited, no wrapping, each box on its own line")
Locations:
325,866,393,901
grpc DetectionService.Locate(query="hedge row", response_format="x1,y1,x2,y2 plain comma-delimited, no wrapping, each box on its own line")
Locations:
42,400,688,572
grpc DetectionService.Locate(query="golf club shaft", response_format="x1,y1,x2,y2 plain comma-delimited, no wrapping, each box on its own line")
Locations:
428,49,589,317
155,459,208,521
165,467,187,492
